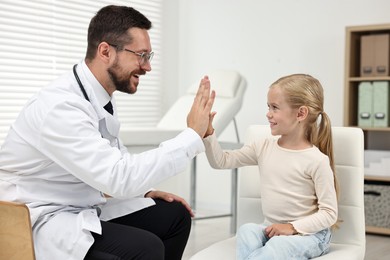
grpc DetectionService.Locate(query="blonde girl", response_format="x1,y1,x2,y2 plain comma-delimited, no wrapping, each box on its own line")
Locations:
203,74,338,259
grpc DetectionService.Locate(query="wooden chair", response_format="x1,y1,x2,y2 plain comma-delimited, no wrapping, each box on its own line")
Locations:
0,201,35,260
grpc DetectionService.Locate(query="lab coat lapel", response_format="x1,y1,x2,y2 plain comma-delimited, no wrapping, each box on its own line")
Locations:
98,116,120,147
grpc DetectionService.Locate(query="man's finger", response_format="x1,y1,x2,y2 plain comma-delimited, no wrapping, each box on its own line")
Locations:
204,90,216,112
199,77,211,107
193,76,208,104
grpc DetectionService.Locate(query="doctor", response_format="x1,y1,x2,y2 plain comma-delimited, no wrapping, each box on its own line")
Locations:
0,5,215,260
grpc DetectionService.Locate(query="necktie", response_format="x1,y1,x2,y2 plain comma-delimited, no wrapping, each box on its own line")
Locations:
104,101,114,115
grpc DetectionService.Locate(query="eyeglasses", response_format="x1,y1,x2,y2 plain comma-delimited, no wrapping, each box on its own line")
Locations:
108,43,154,66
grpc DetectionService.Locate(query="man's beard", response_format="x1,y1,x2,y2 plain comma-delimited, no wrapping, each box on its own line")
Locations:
107,63,136,94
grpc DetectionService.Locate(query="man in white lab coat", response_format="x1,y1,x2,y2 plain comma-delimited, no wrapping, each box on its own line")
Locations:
0,5,215,260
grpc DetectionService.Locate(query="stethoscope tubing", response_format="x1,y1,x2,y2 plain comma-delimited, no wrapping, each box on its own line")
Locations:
73,64,90,101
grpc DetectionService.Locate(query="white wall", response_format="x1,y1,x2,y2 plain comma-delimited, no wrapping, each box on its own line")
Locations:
156,0,390,214
161,1,181,112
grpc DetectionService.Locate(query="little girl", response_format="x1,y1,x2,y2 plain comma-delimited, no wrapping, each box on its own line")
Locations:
203,74,338,259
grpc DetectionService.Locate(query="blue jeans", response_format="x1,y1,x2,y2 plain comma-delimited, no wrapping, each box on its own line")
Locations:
236,223,331,260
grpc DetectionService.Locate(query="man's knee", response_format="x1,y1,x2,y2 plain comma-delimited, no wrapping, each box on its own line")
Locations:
163,200,192,230
139,235,165,260
176,201,192,225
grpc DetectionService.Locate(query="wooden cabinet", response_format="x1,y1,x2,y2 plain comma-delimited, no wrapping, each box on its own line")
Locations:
344,24,390,235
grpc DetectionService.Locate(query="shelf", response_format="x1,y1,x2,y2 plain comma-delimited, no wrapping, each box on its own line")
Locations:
366,226,390,235
347,23,390,33
360,127,390,132
349,76,390,82
365,175,390,182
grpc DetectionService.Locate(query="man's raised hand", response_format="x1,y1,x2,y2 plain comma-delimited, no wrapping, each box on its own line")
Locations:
187,76,216,138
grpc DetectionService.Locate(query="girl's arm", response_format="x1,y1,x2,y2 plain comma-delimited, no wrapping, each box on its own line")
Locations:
203,131,259,169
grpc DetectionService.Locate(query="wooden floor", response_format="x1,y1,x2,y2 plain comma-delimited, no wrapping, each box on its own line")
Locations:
184,216,390,260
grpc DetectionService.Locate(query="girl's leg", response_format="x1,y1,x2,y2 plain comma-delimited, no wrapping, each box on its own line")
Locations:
236,223,268,260
246,228,331,260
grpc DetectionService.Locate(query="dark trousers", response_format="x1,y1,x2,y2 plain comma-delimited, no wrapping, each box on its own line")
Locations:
84,199,192,260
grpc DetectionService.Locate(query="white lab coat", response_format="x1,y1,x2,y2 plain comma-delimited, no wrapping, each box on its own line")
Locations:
0,61,204,259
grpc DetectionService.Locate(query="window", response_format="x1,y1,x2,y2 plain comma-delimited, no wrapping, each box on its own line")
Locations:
0,0,163,145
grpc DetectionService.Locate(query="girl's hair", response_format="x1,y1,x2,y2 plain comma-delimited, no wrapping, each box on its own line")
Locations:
86,5,152,61
270,74,338,195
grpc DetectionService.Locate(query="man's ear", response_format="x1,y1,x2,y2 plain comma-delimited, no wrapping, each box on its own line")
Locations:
96,42,113,64
297,106,309,121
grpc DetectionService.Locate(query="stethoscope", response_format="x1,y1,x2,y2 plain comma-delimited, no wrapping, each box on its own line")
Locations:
72,64,120,149
73,64,90,102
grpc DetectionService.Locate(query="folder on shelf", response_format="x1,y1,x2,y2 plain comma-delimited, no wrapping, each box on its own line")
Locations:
373,81,390,127
360,35,375,77
374,34,390,76
358,82,373,127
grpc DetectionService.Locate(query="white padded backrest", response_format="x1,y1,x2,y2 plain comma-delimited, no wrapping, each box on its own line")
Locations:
157,70,246,136
237,125,365,249
331,127,365,247
237,125,270,227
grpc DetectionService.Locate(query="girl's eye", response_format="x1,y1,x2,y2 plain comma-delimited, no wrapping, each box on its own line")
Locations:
267,104,278,111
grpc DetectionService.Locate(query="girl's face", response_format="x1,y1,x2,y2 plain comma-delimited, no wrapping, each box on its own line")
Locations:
266,86,299,136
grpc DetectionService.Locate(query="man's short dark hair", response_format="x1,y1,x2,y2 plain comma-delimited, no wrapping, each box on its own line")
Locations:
86,5,152,60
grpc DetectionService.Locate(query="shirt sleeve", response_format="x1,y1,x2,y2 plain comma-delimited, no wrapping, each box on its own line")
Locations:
203,132,258,169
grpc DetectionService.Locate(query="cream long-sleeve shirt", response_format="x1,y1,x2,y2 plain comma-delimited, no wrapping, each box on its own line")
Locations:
203,132,337,235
